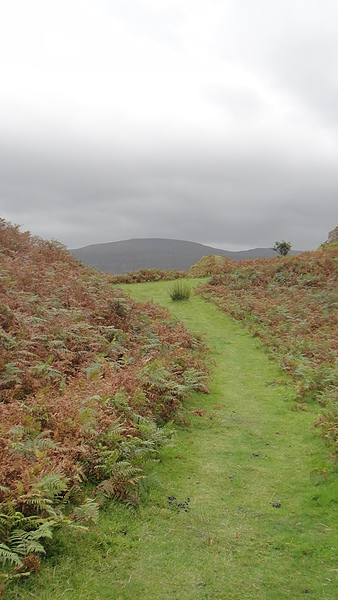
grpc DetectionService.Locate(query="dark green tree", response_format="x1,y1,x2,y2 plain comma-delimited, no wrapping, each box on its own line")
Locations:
273,240,292,256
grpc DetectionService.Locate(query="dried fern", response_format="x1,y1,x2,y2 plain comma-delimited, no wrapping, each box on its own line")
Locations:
0,362,23,387
96,461,143,500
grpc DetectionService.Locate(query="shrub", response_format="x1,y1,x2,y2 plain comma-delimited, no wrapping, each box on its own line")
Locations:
169,282,191,301
110,269,188,284
273,240,292,256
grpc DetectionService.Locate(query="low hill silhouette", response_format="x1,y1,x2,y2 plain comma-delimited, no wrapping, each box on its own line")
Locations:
70,238,300,274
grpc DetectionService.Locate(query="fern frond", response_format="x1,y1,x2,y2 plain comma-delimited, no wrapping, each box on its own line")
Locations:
0,543,23,567
52,511,88,533
110,461,142,479
84,362,103,381
9,530,45,557
96,461,143,500
30,357,62,380
9,521,54,558
72,498,99,525
18,493,56,518
26,521,54,542
32,473,69,501
8,425,32,440
0,362,23,386
138,472,163,496
96,479,116,500
19,495,52,508
0,509,42,540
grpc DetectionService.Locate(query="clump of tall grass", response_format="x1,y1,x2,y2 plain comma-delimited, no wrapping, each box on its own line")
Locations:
169,282,191,301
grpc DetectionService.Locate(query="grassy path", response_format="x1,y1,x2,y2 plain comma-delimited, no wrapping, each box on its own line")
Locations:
8,280,337,599
116,281,337,599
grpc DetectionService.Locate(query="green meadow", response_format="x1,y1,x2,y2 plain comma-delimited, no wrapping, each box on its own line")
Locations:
7,278,337,599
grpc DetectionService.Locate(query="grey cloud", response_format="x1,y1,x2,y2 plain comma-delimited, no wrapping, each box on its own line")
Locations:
1,133,337,251
1,1,338,253
96,0,185,50
211,0,338,131
202,84,262,122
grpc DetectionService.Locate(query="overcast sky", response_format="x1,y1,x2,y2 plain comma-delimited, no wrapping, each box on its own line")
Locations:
1,0,338,251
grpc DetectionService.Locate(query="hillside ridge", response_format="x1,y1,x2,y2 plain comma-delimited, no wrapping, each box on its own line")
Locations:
0,218,210,583
70,237,300,274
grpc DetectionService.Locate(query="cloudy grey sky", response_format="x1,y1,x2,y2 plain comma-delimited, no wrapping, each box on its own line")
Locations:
1,0,338,251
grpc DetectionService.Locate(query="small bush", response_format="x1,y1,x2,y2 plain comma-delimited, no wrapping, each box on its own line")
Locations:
169,282,191,301
273,240,292,256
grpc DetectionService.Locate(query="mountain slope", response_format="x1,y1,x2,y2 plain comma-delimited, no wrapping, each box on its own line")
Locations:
70,238,297,274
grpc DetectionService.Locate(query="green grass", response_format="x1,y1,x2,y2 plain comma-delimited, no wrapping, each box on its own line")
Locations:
6,279,338,599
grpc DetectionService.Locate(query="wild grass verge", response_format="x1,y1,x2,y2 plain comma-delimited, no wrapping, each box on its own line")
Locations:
196,248,338,458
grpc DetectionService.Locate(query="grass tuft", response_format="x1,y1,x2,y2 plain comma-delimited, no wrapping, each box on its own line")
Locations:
169,281,191,301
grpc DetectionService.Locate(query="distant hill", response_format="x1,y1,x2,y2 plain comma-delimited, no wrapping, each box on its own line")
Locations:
70,238,300,274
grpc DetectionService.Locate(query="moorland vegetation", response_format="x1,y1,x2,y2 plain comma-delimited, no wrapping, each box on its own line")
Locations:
1,216,337,596
111,245,337,459
0,219,210,587
112,246,337,458
196,247,338,457
109,255,236,284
